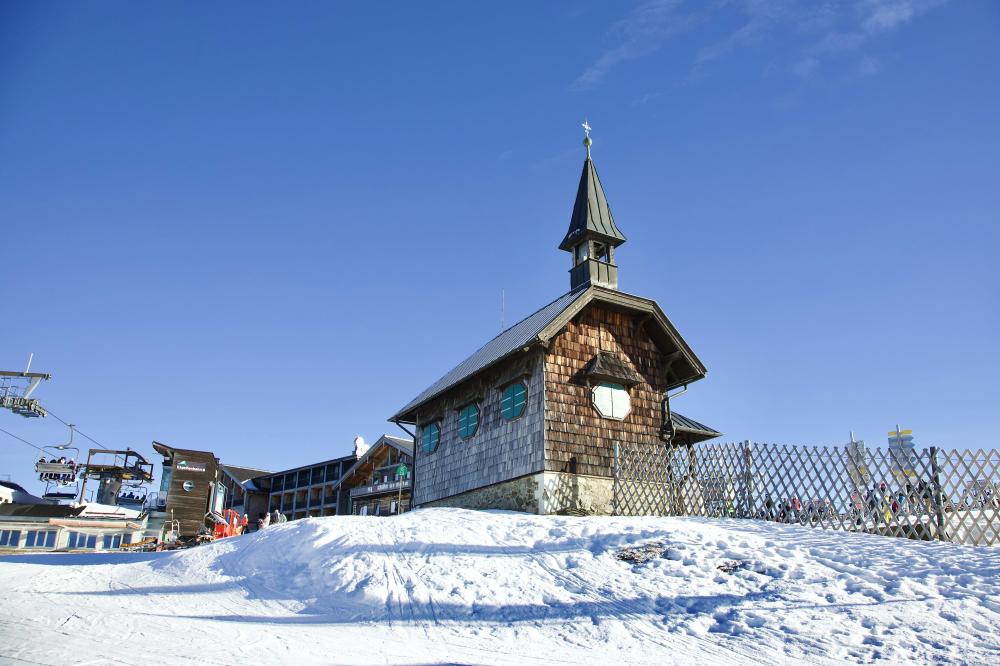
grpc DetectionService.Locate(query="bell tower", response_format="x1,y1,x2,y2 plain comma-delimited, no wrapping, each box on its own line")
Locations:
559,121,627,291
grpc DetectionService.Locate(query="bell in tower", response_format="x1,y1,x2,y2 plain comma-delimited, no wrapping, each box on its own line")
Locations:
559,122,627,291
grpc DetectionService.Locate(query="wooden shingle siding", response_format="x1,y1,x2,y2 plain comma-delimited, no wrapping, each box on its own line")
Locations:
543,304,669,479
413,351,546,506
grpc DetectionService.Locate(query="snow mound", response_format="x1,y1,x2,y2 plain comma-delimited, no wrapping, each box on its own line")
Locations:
2,509,999,665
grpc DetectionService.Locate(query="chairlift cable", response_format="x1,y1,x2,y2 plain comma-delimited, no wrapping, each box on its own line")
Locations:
0,426,47,454
42,407,113,452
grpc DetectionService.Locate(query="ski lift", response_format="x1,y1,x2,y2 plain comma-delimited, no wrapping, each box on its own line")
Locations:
42,487,79,502
0,356,51,418
35,424,80,483
35,425,81,503
116,485,148,508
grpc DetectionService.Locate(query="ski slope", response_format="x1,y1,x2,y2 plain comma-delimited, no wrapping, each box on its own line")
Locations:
0,509,997,665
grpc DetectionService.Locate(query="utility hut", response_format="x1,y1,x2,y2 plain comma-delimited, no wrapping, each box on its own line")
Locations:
390,126,720,515
152,442,222,537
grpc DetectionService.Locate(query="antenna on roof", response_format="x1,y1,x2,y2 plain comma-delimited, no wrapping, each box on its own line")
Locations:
501,289,505,331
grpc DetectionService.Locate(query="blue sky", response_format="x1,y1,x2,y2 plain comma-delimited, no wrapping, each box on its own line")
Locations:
1,1,998,493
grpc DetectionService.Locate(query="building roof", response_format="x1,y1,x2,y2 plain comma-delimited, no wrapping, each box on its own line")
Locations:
222,464,273,485
258,452,358,479
390,287,588,422
0,480,48,504
390,285,706,423
558,157,626,252
381,434,414,453
584,351,645,387
0,503,85,518
0,480,29,494
334,434,413,489
670,412,722,441
152,441,217,461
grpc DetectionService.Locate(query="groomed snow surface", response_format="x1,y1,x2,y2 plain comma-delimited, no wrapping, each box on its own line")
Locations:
1,509,998,665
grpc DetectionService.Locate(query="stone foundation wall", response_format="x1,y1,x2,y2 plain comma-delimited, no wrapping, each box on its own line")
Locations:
541,472,614,515
419,471,619,515
421,473,542,513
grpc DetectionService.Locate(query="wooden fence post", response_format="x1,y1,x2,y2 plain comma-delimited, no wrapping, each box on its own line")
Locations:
612,441,620,516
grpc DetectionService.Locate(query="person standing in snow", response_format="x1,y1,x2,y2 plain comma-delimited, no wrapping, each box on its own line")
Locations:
270,509,281,524
240,514,249,534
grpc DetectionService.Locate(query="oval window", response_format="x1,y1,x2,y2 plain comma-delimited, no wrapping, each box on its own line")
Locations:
592,382,631,420
458,404,479,439
501,382,527,421
420,422,440,453
182,480,195,492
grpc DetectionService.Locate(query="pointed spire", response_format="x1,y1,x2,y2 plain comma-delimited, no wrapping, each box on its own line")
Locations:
558,122,626,252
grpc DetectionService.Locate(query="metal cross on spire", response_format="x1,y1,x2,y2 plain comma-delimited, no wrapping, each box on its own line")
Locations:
582,119,592,158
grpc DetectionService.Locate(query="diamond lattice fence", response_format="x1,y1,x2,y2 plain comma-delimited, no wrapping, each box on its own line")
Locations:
613,441,999,546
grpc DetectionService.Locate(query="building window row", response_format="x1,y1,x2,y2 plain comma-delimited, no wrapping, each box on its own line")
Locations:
0,529,131,550
25,530,56,548
421,381,529,454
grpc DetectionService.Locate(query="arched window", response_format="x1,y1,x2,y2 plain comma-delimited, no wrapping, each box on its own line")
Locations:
458,403,479,439
501,382,527,421
592,382,630,420
420,422,440,453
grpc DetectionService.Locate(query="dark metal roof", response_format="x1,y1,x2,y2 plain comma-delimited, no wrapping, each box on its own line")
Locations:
381,435,414,454
584,351,645,387
258,452,358,480
0,481,29,493
222,464,273,485
670,412,722,438
0,503,85,518
390,287,589,421
559,158,627,251
390,285,707,423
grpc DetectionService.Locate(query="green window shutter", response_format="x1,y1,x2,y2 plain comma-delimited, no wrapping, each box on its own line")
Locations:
459,404,479,438
501,383,527,420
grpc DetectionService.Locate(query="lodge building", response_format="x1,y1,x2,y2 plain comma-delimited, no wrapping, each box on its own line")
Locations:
390,130,720,515
338,435,413,515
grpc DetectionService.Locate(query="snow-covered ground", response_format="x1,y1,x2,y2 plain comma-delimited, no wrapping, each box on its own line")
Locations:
1,509,998,665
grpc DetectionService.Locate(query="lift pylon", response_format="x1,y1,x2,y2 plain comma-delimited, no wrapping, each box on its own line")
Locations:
1,356,51,418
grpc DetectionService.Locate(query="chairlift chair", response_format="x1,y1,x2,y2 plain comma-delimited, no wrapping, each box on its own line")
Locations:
42,487,79,502
116,485,148,508
34,424,80,483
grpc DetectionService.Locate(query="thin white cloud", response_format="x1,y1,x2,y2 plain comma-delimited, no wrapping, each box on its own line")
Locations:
575,0,951,89
573,0,697,91
861,0,949,33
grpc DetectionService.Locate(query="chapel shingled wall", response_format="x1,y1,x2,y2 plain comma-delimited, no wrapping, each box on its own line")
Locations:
543,303,670,479
412,351,546,506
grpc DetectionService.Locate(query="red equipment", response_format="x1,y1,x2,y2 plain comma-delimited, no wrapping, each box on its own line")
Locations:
211,509,242,540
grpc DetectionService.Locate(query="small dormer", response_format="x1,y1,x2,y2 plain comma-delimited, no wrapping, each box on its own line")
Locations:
559,124,627,291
